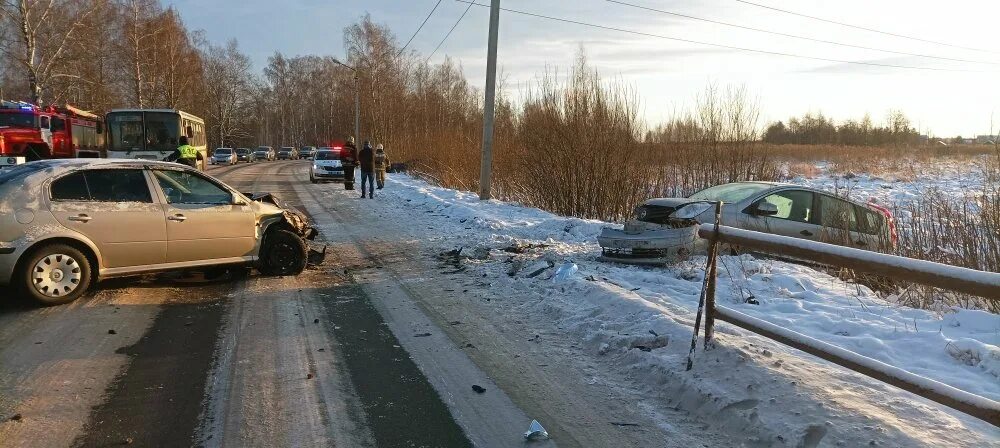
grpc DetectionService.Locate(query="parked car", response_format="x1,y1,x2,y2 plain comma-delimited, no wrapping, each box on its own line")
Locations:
211,148,237,165
235,148,255,163
277,147,298,160
0,159,321,305
299,146,316,160
310,148,345,184
598,182,896,265
254,146,275,161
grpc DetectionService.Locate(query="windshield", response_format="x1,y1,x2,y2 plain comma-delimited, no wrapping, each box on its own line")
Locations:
280,147,293,152
0,112,35,128
314,151,340,160
256,147,269,152
215,148,232,155
108,111,180,152
236,148,248,154
688,183,772,203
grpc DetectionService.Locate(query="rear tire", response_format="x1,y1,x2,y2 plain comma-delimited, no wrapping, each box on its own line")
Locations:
18,244,92,305
258,229,307,276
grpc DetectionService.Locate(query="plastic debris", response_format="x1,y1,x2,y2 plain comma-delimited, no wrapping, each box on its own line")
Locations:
523,419,549,440
552,262,578,283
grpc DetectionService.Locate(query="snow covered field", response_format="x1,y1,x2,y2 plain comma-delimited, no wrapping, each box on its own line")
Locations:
341,172,998,446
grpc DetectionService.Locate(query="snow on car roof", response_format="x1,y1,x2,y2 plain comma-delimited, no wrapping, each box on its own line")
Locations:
9,159,194,187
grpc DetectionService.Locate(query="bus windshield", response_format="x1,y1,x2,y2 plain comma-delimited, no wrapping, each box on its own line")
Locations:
107,112,180,152
0,112,36,128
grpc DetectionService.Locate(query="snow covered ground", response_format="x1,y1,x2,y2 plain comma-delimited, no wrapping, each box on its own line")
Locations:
341,172,998,446
786,158,989,210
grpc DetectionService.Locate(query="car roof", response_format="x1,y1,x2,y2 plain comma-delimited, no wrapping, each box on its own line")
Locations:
7,159,197,187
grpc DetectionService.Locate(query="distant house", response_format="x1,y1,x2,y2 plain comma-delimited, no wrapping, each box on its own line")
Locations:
976,135,998,144
964,138,977,145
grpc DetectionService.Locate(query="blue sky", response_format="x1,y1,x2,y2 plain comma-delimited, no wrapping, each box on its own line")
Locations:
167,0,1000,137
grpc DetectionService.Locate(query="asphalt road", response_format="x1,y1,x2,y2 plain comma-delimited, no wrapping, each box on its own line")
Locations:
0,161,542,448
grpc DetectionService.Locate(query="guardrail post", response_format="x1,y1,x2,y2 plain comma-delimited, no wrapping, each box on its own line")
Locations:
686,201,724,369
704,201,723,349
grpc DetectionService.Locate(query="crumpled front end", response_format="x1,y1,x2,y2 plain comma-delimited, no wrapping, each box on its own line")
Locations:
248,192,325,265
598,220,699,265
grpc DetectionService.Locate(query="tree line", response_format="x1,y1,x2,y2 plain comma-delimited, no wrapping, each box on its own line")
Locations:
761,111,923,146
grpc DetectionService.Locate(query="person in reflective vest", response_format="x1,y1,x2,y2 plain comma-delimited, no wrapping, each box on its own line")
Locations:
172,136,201,168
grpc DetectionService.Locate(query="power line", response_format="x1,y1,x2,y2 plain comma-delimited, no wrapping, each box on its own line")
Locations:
607,0,1000,66
427,0,475,63
399,0,444,57
454,0,993,73
733,0,1000,55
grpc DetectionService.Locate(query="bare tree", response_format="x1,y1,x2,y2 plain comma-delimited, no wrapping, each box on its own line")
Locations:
203,39,253,147
0,0,95,104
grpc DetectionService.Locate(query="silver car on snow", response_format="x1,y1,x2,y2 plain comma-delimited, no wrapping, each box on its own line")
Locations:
598,182,896,265
0,159,320,305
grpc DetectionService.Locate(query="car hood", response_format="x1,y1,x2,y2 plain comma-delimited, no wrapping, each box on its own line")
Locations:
643,197,695,208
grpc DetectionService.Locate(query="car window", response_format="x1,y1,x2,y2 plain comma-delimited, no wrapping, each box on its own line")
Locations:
856,206,883,235
50,169,152,203
50,172,90,201
818,194,859,232
758,190,814,223
153,170,232,205
690,183,772,203
85,170,152,202
314,151,340,160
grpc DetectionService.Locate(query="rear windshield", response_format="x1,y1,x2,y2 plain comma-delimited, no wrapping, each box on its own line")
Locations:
689,183,771,203
314,151,340,160
214,148,233,154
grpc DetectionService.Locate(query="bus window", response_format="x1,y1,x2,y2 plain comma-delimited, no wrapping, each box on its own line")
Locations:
144,112,181,151
108,112,144,152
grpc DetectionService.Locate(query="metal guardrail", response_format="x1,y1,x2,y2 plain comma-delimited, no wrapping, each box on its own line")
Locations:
685,202,1000,426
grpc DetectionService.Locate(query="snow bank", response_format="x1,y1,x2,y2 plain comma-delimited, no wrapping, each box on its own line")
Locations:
337,173,1000,445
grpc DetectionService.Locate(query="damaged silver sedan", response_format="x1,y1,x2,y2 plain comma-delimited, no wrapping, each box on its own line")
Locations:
0,159,323,304
599,182,895,265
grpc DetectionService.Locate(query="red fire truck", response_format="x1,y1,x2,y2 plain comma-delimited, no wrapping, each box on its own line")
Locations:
0,101,104,168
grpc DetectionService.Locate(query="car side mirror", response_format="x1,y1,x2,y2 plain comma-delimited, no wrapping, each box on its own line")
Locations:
753,202,779,216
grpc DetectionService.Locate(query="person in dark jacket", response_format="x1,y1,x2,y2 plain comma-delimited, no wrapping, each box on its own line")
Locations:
358,140,375,199
342,137,358,190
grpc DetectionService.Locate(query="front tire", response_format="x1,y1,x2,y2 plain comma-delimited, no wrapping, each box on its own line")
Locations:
18,244,92,305
258,229,307,276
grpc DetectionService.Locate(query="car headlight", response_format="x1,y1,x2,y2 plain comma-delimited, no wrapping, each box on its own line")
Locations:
635,206,648,220
671,202,714,220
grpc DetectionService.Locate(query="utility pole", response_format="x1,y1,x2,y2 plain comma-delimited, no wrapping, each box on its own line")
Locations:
334,58,361,143
478,0,501,200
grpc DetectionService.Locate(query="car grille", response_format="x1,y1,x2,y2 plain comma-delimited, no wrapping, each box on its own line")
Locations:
323,166,342,172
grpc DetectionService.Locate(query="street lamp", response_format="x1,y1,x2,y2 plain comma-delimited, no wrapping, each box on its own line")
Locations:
333,58,360,146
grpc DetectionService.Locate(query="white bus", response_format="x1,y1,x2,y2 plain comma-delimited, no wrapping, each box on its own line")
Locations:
105,109,207,170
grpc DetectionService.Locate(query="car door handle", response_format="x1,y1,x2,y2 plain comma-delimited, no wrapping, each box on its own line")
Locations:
67,214,92,223
800,230,813,236
168,214,187,222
